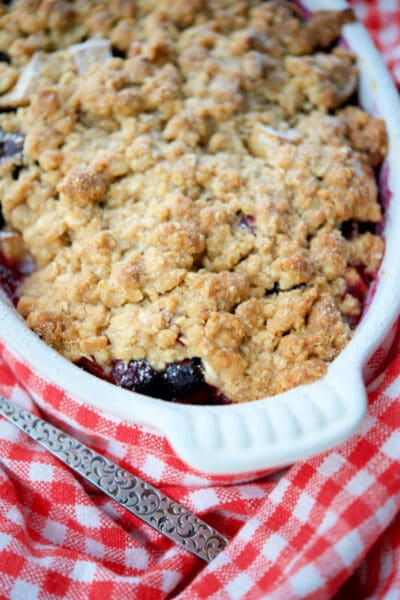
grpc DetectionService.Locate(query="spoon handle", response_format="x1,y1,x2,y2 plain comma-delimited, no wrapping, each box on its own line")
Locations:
0,395,228,562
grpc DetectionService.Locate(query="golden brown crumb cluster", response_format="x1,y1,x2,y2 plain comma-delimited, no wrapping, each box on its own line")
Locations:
0,1,386,402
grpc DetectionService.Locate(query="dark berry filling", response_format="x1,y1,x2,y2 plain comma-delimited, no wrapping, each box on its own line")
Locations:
111,47,126,59
0,51,11,64
0,249,27,305
112,359,163,397
345,271,369,302
266,281,308,296
77,357,113,383
0,130,24,164
162,358,204,397
340,219,377,240
110,358,231,405
237,211,256,232
0,262,22,305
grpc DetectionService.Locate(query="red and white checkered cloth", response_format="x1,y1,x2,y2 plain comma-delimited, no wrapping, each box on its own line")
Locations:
351,0,400,85
0,2,400,598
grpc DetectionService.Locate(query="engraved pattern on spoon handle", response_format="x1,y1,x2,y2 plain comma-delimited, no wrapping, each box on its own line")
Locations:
0,396,228,562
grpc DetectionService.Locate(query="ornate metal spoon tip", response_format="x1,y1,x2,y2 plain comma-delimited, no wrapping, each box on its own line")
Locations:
0,395,228,562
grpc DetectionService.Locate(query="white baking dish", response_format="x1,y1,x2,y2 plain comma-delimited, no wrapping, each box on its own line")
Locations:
0,0,399,477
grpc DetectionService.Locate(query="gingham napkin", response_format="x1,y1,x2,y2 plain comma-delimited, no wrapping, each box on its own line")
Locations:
0,1,400,599
351,0,400,85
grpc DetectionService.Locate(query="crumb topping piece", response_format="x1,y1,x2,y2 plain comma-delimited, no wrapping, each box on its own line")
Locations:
0,0,386,402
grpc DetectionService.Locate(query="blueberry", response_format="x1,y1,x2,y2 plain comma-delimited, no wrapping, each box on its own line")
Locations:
162,358,204,398
111,359,163,396
110,357,231,405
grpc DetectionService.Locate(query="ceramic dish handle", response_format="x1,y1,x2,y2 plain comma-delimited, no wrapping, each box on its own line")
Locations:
162,365,367,475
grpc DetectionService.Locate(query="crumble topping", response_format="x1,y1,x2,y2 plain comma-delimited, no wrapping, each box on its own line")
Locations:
0,1,386,402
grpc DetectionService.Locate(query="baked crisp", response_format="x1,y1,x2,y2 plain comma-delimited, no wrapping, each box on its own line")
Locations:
0,1,387,402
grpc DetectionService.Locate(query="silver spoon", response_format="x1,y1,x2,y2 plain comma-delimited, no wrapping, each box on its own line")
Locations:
0,395,228,562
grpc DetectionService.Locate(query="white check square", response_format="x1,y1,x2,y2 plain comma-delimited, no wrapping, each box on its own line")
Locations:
226,573,254,600
290,564,324,597
262,533,287,562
